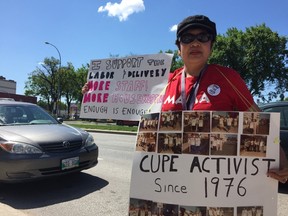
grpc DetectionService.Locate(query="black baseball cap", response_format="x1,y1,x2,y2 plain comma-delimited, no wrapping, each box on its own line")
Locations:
176,15,217,40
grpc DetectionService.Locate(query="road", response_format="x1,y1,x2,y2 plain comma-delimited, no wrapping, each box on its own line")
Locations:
0,132,287,216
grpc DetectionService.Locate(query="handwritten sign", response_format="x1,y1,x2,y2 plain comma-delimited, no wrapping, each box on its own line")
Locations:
80,53,173,120
129,111,280,216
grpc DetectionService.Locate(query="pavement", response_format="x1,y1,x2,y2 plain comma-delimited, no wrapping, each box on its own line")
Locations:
1,193,288,216
0,202,27,216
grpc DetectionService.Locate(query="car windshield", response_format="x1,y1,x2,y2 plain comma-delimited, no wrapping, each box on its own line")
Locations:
0,104,58,125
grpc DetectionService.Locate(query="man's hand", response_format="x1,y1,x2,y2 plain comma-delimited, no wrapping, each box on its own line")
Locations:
82,83,89,94
267,168,288,184
267,147,288,183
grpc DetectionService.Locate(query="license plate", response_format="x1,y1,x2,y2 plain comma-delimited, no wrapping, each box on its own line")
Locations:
61,156,79,170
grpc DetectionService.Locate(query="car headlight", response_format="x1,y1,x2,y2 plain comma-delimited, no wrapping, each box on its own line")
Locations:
85,134,95,147
0,142,42,154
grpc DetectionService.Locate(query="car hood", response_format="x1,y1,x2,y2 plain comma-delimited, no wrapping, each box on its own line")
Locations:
0,123,88,144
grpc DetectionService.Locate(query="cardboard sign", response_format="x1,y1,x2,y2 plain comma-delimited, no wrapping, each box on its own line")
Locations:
129,111,280,216
80,53,173,120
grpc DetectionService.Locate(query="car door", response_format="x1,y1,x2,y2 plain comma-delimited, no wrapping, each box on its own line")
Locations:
262,105,288,158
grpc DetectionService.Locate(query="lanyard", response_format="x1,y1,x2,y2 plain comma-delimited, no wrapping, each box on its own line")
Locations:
181,65,207,110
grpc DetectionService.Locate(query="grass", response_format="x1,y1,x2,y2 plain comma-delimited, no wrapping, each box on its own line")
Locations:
67,123,138,132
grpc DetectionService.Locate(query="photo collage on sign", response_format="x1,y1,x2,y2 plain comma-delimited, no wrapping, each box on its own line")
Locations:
136,111,270,157
129,197,264,216
132,111,269,216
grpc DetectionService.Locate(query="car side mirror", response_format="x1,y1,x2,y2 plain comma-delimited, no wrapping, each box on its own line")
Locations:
57,117,63,123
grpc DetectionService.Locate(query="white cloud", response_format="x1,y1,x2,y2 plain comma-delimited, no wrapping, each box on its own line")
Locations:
98,0,145,22
170,24,177,32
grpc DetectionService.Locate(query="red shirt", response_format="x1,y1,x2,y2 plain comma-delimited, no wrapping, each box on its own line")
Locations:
161,64,254,112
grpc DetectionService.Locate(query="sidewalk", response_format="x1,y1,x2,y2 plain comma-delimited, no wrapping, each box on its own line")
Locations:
0,203,27,216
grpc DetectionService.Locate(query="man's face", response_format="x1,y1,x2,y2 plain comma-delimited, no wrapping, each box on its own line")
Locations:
178,28,212,67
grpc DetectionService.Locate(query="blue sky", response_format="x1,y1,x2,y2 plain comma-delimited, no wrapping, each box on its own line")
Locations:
0,0,287,95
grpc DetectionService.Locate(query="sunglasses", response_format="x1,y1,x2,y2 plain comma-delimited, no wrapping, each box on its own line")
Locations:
179,33,213,44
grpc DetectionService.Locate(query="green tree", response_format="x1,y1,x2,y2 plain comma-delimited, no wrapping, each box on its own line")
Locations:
60,63,89,117
59,62,77,117
25,57,60,113
26,59,88,117
209,24,288,102
75,64,89,103
160,49,183,72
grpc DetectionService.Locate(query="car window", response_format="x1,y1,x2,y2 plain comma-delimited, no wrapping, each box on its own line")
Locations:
0,104,58,125
0,106,26,124
262,106,288,129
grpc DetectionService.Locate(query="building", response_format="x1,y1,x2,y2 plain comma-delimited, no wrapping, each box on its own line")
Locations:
0,76,16,94
0,76,37,104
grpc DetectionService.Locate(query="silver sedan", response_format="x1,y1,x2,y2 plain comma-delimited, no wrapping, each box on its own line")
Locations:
0,100,98,182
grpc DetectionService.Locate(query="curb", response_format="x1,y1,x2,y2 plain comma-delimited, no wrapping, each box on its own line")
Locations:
84,128,137,136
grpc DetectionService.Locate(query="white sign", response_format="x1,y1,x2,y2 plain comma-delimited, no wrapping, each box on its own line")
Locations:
129,111,280,216
80,53,173,120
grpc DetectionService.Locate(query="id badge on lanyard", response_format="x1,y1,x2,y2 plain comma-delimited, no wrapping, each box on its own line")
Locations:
181,65,207,110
